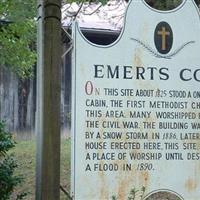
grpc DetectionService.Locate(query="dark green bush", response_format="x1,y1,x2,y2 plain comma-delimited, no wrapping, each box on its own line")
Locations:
0,121,25,200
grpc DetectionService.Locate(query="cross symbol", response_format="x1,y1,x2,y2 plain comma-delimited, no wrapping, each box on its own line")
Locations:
157,26,170,51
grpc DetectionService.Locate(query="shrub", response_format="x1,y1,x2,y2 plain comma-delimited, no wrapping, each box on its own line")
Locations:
0,121,25,200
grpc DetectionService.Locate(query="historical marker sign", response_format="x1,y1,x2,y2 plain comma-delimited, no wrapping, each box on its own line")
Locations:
72,0,200,199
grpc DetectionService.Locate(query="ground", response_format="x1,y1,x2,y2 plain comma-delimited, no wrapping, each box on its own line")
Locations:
10,138,71,200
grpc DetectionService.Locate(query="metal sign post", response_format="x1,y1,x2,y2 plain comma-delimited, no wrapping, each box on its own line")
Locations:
36,0,61,199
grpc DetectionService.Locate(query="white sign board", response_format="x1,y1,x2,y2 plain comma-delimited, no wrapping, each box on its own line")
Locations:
72,0,200,199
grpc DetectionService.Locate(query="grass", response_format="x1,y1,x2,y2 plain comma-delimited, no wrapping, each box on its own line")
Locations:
10,138,71,200
9,139,182,200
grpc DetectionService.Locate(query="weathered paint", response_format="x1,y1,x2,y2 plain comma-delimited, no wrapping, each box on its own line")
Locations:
72,0,200,199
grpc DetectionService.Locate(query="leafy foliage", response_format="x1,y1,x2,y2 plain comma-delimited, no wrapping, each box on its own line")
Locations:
128,188,138,200
0,121,26,200
111,195,118,200
0,0,37,78
62,0,109,6
0,122,15,157
111,186,146,200
146,0,200,10
145,0,180,10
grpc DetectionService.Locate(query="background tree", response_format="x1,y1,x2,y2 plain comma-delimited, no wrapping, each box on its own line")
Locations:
146,0,200,10
0,0,36,78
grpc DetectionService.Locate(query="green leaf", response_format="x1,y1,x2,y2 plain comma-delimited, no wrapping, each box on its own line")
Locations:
0,0,36,78
0,121,25,200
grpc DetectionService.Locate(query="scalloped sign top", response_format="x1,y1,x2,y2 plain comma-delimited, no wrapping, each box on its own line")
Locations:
71,0,200,199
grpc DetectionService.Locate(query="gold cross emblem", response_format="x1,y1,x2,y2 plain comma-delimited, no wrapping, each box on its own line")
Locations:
157,26,170,50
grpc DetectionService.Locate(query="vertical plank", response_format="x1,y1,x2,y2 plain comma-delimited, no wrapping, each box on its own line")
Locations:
36,0,61,199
